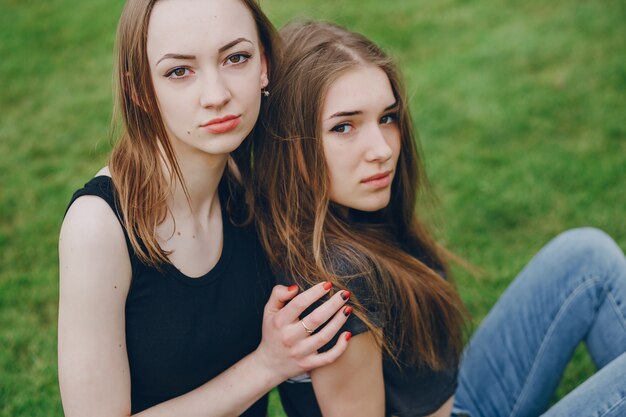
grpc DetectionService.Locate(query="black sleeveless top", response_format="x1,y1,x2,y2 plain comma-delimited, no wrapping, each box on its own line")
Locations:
68,176,273,415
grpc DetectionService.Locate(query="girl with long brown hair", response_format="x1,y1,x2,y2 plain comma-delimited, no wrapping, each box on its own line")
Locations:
57,2,353,416
254,21,626,417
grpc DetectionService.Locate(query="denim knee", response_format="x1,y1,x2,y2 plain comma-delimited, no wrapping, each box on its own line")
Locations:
553,227,615,250
548,228,624,277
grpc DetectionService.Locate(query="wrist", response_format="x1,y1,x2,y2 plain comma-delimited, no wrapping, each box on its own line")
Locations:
248,348,285,389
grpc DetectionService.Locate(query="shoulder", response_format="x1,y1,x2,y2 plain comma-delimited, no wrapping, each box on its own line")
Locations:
61,194,131,273
95,166,111,177
62,194,122,246
324,245,382,317
61,171,131,288
325,242,373,278
63,167,119,244
65,168,121,224
59,198,132,324
325,243,377,293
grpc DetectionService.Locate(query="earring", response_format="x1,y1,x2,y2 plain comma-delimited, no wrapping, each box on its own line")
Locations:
262,88,270,97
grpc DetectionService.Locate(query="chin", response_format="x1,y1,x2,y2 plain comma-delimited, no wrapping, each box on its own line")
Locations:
332,190,392,213
351,197,391,212
201,134,248,155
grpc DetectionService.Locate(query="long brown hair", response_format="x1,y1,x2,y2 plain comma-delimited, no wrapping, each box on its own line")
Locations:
254,21,465,369
108,0,280,267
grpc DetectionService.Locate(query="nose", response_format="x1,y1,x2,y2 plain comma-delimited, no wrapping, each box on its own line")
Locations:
364,125,394,163
199,70,232,109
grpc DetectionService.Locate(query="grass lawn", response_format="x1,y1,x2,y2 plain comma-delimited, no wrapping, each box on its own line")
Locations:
1,0,624,415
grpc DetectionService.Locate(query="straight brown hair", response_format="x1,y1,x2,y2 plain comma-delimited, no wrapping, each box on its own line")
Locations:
109,0,280,267
254,21,466,369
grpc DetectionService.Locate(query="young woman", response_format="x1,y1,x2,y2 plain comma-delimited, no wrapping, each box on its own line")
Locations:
58,2,353,416
254,21,626,417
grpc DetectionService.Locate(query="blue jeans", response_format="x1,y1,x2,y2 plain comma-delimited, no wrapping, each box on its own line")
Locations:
452,228,626,417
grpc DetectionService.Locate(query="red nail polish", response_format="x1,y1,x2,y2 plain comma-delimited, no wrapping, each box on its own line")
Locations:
341,291,351,301
323,281,332,291
345,332,352,342
343,306,352,317
288,284,298,292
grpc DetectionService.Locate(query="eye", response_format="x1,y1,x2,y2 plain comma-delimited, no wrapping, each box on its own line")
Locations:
330,123,353,134
165,67,192,79
225,53,252,66
380,113,397,125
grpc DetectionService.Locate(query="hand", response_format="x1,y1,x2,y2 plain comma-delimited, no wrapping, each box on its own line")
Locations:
254,282,352,382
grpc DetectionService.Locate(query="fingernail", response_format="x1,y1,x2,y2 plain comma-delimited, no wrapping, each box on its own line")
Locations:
323,281,332,291
288,285,298,292
341,291,351,301
345,332,352,342
343,306,352,317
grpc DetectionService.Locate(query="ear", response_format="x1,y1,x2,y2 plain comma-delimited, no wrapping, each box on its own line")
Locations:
260,51,269,88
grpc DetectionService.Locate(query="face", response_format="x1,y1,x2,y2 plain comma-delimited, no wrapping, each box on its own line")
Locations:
320,65,401,212
147,0,268,159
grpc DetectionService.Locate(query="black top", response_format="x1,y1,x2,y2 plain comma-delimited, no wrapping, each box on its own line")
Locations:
278,242,458,417
67,176,273,415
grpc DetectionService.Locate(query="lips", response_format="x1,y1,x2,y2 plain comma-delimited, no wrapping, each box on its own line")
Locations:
200,115,241,134
361,171,391,183
361,171,393,188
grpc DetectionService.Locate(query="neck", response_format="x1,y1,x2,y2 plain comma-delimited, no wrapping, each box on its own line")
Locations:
165,149,229,218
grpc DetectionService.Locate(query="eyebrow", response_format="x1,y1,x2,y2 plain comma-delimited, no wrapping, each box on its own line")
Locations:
156,38,254,66
326,101,398,120
218,37,253,53
156,53,196,66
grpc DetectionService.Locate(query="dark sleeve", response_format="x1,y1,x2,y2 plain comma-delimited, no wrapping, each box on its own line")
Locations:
65,176,119,219
278,266,382,353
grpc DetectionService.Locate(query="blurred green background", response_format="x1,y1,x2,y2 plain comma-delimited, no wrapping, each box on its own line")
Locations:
1,0,624,415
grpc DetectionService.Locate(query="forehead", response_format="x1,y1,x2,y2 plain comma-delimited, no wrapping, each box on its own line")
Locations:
322,65,395,116
147,0,259,57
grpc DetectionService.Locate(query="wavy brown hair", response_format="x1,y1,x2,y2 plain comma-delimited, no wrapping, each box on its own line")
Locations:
108,0,279,267
254,21,465,369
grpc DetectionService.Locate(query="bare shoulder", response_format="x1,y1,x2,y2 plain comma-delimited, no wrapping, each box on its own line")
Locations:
61,194,125,255
95,166,111,177
60,193,131,294
61,165,115,249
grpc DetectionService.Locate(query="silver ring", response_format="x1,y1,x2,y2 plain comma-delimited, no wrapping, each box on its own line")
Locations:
300,320,314,335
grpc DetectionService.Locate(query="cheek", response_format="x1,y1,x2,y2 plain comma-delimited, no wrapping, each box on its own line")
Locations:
323,144,354,195
237,87,261,133
153,81,189,115
157,93,192,133
233,60,264,96
152,90,175,127
390,131,402,162
322,139,343,171
229,71,263,120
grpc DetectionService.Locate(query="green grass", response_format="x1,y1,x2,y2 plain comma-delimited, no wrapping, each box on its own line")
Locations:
1,0,624,415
